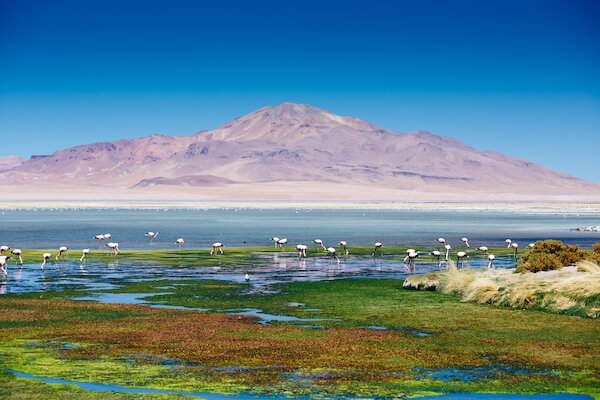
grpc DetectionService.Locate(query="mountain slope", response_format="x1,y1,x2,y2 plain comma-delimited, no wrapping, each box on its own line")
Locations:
0,156,24,172
0,102,596,200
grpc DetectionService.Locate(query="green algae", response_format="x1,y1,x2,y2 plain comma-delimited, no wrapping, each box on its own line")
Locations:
0,340,250,397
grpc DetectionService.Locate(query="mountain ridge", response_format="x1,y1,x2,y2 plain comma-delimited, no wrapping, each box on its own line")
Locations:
0,102,594,200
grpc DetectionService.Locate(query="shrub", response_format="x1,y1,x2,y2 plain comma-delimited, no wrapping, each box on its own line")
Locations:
516,240,582,273
516,252,563,273
584,244,600,264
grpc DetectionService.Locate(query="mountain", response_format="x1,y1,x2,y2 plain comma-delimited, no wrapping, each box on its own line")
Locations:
0,102,597,201
0,156,24,173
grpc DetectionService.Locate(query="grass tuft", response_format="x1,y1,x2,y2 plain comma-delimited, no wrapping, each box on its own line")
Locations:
410,261,600,318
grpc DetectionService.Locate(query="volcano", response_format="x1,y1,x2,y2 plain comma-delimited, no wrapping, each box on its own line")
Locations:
1,102,597,201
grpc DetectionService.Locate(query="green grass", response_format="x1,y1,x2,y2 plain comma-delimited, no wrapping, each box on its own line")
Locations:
12,245,519,267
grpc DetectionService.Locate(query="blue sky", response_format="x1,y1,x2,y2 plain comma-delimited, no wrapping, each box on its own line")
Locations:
1,0,599,180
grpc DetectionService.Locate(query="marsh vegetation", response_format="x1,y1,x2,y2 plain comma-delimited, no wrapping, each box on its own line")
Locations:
0,244,598,399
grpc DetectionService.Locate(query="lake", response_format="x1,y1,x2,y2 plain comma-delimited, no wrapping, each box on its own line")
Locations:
1,208,599,250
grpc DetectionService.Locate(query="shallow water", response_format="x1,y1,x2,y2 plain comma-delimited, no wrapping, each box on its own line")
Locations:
0,252,517,296
6,369,593,399
1,208,599,250
5,369,289,399
413,364,554,382
225,308,331,324
418,395,593,400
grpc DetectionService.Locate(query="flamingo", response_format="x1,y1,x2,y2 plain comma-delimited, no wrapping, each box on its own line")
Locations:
404,250,418,272
210,242,224,255
327,247,340,262
41,253,51,270
277,238,288,249
95,234,107,249
338,241,349,256
270,237,280,247
313,239,327,251
296,244,307,258
145,232,159,241
175,238,185,250
0,245,9,255
478,246,489,254
103,233,112,239
11,249,23,265
244,273,250,283
106,242,120,255
456,251,467,267
511,242,519,256
0,256,10,276
372,242,383,256
56,246,68,260
436,237,446,246
80,248,90,263
505,239,512,248
527,243,535,249
487,254,495,268
444,244,452,261
404,248,416,264
461,237,470,247
431,250,441,263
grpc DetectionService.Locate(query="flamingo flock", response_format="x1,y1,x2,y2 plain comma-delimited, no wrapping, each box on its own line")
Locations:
0,232,527,280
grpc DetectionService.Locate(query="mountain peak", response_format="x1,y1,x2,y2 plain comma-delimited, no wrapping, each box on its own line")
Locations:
207,102,380,142
269,102,320,114
255,102,351,124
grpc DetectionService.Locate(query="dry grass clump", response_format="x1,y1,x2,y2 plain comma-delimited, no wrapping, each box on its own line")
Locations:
461,276,499,304
402,273,440,290
430,260,600,318
439,260,475,293
578,259,600,273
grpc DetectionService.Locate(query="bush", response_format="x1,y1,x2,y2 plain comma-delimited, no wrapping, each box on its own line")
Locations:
585,242,600,264
516,252,564,273
516,240,582,273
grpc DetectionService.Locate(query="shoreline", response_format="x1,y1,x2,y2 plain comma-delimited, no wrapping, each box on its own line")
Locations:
1,200,600,214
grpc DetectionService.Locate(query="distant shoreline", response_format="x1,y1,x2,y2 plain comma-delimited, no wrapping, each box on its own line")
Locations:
1,200,600,215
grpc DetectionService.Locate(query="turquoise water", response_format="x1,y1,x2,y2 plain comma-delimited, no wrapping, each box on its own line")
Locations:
419,395,592,400
5,369,288,399
0,208,599,249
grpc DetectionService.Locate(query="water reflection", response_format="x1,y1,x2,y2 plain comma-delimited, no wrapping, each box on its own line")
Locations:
0,252,517,296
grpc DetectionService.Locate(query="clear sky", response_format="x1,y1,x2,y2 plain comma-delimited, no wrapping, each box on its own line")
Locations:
1,0,599,181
